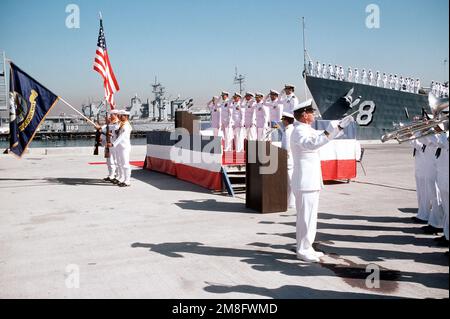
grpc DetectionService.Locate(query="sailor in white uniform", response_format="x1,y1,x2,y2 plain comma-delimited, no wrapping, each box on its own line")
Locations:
376,71,381,87
354,68,360,83
99,110,120,183
255,93,270,141
382,73,388,88
347,67,353,82
265,90,283,141
231,93,245,152
322,63,327,79
243,92,256,141
389,74,395,89
281,112,296,209
368,70,374,85
361,69,367,85
280,84,299,114
219,92,233,151
113,110,133,187
316,62,322,77
328,64,334,79
436,128,449,245
394,75,400,90
410,132,429,223
207,96,221,137
291,99,354,262
415,79,421,94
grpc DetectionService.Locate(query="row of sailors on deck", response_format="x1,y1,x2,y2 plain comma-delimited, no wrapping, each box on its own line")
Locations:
306,61,423,94
207,84,299,152
410,120,449,249
431,81,449,98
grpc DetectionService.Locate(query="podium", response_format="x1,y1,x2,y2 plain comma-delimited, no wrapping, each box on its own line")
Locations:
175,110,200,135
246,141,288,214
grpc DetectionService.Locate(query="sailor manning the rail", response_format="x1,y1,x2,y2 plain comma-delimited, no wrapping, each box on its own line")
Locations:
113,110,133,187
291,99,355,262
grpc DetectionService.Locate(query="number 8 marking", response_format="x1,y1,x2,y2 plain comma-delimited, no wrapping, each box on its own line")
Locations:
357,101,376,126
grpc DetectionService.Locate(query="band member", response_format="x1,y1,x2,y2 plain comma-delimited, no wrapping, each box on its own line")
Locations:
207,96,221,137
410,134,429,223
435,128,449,246
243,92,256,141
281,112,295,209
291,99,354,262
280,85,299,114
231,93,244,152
255,93,269,141
113,110,133,187
219,92,233,151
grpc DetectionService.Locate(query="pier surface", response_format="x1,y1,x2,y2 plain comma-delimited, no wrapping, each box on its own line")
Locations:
0,144,448,299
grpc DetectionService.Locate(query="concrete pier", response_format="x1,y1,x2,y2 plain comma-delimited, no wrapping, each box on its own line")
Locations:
0,144,448,299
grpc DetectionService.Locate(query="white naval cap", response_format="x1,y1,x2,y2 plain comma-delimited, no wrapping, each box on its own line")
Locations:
281,112,294,119
110,109,119,115
221,91,230,96
245,92,255,97
293,99,314,112
255,92,264,98
284,84,295,90
269,90,280,95
233,92,242,98
118,110,130,116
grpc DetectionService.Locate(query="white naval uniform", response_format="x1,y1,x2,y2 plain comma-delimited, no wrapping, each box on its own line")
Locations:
436,133,449,239
243,99,256,141
290,122,340,260
255,102,269,141
280,93,299,115
220,99,233,151
282,124,295,208
208,100,221,137
113,121,133,185
361,70,367,84
347,69,353,82
231,101,245,152
101,123,119,180
266,98,283,124
410,139,428,221
424,135,445,229
383,75,388,88
354,70,360,83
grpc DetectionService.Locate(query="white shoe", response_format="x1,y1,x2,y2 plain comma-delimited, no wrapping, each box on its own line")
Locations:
296,253,320,263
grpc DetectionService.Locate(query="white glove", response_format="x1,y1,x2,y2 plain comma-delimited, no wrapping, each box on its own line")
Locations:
325,121,340,139
339,115,355,129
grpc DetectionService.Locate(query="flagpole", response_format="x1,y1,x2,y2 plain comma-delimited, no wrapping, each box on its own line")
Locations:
58,97,98,127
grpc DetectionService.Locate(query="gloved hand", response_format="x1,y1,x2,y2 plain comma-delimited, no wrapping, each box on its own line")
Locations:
339,115,355,129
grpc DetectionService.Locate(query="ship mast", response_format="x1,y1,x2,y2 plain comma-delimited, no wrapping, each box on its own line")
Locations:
234,66,245,96
301,17,309,100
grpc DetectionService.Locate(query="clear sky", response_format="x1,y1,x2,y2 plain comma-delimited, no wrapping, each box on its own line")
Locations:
0,0,448,112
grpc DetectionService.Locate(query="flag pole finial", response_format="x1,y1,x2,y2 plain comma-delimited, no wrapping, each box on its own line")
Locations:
99,12,103,20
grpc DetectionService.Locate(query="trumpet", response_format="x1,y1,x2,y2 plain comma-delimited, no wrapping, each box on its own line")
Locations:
381,93,449,144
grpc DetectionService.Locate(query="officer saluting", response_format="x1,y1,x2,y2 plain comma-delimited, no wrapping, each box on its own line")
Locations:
207,96,221,137
290,99,354,262
254,92,269,141
280,84,299,114
243,92,256,141
219,92,233,151
231,93,245,152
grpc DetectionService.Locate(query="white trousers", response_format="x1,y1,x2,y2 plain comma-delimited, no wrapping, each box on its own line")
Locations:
415,175,429,221
106,147,117,179
437,155,449,239
256,127,267,141
234,127,244,152
222,125,233,151
245,126,256,141
116,146,131,185
427,179,444,228
294,190,320,258
287,168,295,208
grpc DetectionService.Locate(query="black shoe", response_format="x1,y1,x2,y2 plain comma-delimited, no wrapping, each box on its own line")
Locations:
111,179,120,185
411,217,428,224
434,236,450,247
422,225,444,235
103,177,112,182
118,182,130,187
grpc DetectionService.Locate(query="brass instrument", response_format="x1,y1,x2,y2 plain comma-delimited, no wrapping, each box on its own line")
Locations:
381,93,449,143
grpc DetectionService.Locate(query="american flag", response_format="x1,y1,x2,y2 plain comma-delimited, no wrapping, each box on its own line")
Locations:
93,19,120,108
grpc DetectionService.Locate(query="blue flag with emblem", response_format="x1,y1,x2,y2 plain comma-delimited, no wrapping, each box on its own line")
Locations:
9,63,59,157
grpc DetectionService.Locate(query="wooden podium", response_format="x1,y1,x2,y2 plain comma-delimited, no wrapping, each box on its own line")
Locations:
246,141,288,214
175,110,200,135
